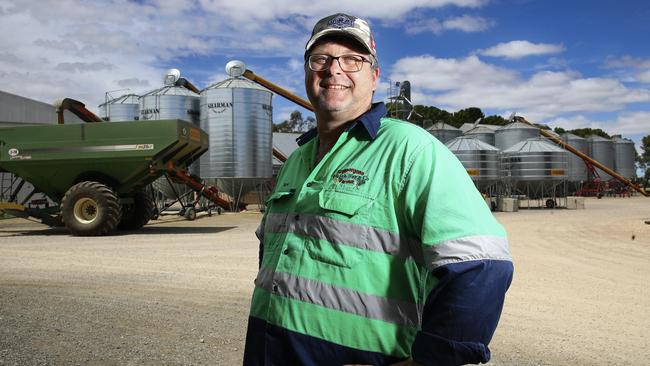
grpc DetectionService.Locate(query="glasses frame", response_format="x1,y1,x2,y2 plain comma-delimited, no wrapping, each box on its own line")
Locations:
306,54,373,73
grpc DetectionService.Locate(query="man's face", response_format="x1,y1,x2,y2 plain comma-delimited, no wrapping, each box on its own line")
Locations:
305,39,379,120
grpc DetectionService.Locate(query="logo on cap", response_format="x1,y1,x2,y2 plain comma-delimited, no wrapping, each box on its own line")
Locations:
328,14,354,29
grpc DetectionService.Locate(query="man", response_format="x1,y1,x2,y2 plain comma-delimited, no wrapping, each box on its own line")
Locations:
244,13,513,366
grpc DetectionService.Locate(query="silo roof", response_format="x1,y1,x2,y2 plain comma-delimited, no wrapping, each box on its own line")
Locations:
612,136,634,144
142,85,199,97
586,135,611,142
503,137,566,153
426,122,459,131
466,125,496,134
98,94,139,107
204,77,269,91
561,132,585,140
446,136,500,151
498,121,538,130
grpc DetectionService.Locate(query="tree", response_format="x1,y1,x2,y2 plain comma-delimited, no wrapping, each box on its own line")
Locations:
406,105,451,127
637,135,650,186
483,115,508,126
449,107,484,128
567,128,610,139
273,111,316,133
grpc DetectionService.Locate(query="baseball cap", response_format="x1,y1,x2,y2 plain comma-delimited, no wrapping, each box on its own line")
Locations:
305,13,376,57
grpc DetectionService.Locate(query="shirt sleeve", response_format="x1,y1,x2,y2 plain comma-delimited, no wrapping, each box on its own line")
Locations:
398,140,514,366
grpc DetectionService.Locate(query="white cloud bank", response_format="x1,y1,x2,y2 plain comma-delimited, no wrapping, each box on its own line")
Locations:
389,55,650,122
406,15,494,34
546,112,650,136
0,0,489,111
605,56,650,85
478,40,565,59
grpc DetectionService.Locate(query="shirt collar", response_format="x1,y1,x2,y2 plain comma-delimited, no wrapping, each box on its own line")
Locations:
296,102,386,146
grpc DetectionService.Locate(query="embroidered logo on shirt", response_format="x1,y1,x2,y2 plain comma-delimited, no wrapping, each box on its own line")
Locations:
333,168,368,188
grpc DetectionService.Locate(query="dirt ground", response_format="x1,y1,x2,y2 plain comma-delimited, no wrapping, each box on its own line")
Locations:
0,196,648,365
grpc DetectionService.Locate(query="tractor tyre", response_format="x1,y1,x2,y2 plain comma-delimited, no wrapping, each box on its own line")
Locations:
60,181,122,236
118,190,155,230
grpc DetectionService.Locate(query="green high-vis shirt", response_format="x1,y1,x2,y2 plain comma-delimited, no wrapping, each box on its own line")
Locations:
247,104,511,363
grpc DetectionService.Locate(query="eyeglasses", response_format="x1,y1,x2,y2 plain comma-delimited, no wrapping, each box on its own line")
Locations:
307,54,373,72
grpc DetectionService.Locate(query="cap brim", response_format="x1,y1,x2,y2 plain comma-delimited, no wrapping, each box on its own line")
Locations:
305,28,373,56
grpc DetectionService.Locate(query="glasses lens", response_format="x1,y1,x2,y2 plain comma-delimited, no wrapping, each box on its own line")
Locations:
309,55,329,71
340,55,363,71
308,55,367,72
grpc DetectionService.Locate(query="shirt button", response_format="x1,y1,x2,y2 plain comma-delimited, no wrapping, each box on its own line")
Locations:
283,249,290,255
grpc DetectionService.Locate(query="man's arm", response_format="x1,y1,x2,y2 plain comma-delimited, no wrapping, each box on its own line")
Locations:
398,140,514,366
411,260,513,365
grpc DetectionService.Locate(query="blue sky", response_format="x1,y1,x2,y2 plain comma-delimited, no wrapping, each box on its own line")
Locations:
1,0,649,152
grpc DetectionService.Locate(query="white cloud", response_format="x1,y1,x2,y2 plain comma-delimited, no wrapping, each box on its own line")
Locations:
406,15,493,34
0,0,490,112
442,15,494,32
478,40,565,59
391,55,518,91
546,112,650,136
389,55,650,121
636,70,650,83
604,56,650,69
199,0,487,21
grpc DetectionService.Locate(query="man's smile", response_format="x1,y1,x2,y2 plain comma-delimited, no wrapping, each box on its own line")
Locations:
320,83,350,89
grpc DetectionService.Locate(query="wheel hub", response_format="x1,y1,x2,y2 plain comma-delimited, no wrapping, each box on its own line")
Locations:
73,197,98,224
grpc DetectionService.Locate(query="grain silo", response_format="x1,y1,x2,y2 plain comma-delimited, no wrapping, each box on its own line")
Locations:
464,125,496,146
199,60,273,205
139,69,200,125
495,121,539,151
587,135,615,181
141,69,200,201
98,94,139,122
501,137,567,207
426,122,461,144
612,136,637,179
445,136,500,194
561,133,589,183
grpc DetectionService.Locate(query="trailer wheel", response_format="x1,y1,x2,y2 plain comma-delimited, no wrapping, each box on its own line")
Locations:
61,181,122,236
545,199,556,208
118,190,154,230
184,207,197,221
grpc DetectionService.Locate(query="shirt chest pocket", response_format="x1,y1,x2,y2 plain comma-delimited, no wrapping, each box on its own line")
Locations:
306,190,375,268
262,189,295,247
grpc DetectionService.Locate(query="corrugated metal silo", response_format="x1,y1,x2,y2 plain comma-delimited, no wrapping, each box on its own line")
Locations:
142,70,201,200
495,121,539,151
612,136,637,179
426,122,461,144
464,125,496,146
561,133,588,182
587,135,615,181
139,71,200,124
445,136,500,191
199,64,273,198
501,137,567,190
98,94,139,122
